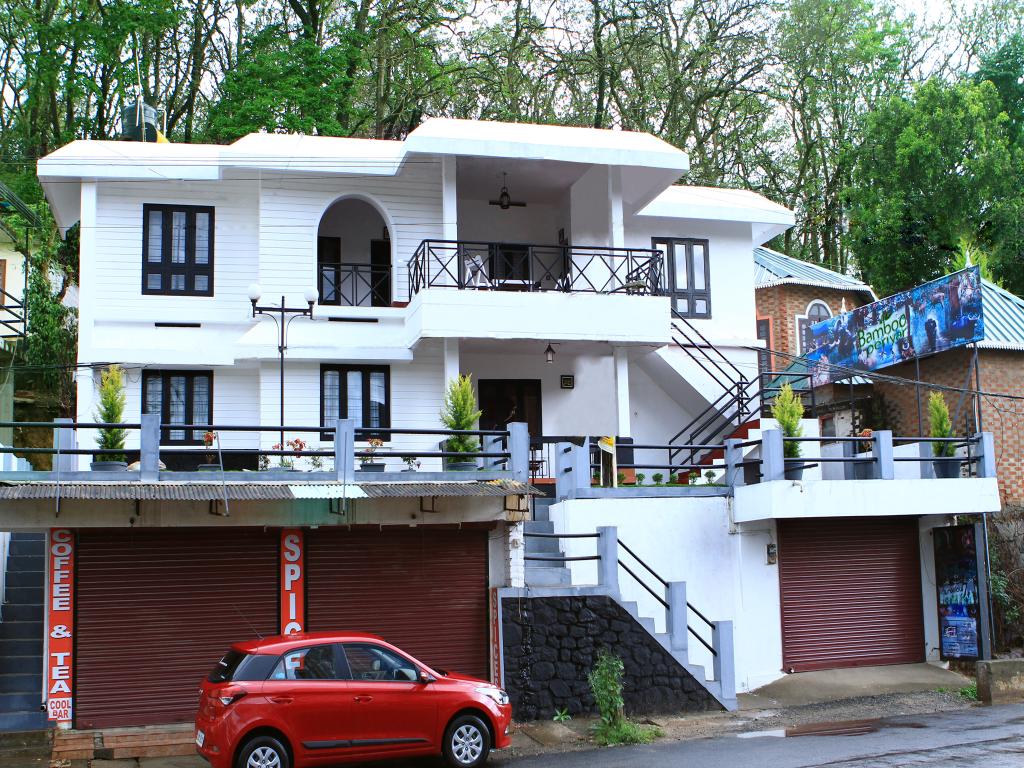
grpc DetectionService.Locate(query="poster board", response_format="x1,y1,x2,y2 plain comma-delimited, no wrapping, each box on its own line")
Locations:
933,523,991,661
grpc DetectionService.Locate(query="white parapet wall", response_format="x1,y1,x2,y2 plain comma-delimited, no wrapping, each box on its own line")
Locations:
547,496,785,693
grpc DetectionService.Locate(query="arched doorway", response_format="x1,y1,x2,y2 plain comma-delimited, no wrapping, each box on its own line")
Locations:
317,198,391,307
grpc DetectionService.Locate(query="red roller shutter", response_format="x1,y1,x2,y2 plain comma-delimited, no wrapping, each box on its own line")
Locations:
778,517,924,672
76,529,278,729
307,527,489,679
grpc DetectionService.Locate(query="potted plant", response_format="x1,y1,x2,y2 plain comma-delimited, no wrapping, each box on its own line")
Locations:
852,428,874,479
929,392,960,478
635,472,645,486
401,455,420,473
92,364,128,471
198,430,220,471
652,472,664,486
772,383,804,480
440,374,482,471
359,437,386,472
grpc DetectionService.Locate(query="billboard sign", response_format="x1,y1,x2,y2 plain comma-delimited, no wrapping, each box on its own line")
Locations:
804,266,984,387
934,524,988,660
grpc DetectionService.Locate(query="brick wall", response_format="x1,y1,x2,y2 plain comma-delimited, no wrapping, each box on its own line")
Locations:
873,349,1024,505
755,284,868,370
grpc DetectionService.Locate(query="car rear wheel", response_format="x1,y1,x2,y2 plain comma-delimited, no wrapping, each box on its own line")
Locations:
443,714,490,768
236,735,290,768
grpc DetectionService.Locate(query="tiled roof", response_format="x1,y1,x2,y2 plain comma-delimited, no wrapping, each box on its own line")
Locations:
754,246,875,298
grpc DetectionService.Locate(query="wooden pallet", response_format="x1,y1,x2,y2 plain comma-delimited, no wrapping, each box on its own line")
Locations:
52,723,195,761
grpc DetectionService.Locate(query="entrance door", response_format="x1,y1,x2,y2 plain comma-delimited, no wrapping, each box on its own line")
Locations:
778,517,925,672
478,379,542,437
370,239,391,307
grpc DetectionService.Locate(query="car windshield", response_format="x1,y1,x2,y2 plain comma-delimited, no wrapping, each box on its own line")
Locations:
208,650,246,683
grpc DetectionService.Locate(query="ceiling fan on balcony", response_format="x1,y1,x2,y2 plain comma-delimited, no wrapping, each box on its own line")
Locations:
489,173,526,210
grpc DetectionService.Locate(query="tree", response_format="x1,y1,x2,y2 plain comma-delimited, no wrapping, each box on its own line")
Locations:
845,78,1022,297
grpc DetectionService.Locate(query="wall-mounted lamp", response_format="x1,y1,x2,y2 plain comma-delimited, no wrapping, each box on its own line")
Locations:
766,542,778,565
544,343,556,364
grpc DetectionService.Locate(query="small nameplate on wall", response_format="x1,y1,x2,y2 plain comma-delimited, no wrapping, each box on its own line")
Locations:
560,375,574,390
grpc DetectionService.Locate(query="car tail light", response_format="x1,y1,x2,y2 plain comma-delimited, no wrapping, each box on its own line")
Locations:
215,686,247,709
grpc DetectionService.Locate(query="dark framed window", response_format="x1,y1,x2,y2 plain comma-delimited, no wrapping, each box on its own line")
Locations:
321,365,391,432
142,204,215,296
342,643,419,682
142,370,213,444
798,301,832,354
652,237,711,318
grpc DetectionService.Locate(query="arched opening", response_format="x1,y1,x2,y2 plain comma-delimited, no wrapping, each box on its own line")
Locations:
317,198,391,307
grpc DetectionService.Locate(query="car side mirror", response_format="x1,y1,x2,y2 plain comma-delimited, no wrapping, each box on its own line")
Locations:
419,670,436,684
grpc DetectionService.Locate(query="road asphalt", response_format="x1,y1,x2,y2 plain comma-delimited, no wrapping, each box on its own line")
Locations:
505,703,1024,768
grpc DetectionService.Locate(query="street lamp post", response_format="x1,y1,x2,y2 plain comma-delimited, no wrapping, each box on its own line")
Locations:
248,283,318,449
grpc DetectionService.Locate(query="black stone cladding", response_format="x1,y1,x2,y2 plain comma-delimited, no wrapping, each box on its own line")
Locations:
501,595,722,720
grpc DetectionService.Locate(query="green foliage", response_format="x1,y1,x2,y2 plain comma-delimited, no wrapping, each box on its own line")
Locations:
553,707,571,723
771,384,804,459
927,391,956,457
439,374,481,455
635,473,645,486
93,364,126,461
846,78,1023,297
616,472,626,486
587,649,624,728
959,683,979,701
652,473,664,485
593,719,661,746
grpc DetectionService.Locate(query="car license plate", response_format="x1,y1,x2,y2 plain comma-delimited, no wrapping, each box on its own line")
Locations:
196,730,205,748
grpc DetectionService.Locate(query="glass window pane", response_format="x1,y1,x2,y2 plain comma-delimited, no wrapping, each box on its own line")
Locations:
342,644,417,682
270,646,337,681
171,211,187,264
675,298,689,314
346,371,363,428
171,274,186,291
672,243,688,290
323,371,340,425
168,376,186,441
692,244,706,290
368,372,386,428
192,375,210,441
194,274,209,293
147,211,163,262
195,213,210,265
147,273,162,291
144,376,162,415
694,299,708,315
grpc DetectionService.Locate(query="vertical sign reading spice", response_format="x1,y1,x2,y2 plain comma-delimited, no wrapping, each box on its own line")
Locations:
489,587,503,687
280,529,305,635
46,529,74,725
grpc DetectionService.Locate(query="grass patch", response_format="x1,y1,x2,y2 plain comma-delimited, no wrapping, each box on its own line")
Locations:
593,719,663,746
959,683,978,701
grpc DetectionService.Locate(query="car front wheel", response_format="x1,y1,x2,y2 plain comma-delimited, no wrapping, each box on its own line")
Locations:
443,714,491,768
236,735,291,768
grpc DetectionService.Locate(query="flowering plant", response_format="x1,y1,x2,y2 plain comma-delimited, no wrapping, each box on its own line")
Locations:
360,437,384,465
203,430,218,464
857,428,873,453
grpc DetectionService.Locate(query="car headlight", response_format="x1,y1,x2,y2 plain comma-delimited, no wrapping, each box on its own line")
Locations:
475,686,510,705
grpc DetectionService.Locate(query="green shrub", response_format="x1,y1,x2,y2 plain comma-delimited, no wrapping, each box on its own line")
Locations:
593,719,662,746
635,473,645,486
652,473,664,485
588,649,625,728
771,383,804,459
928,391,956,457
959,683,978,701
553,707,571,723
94,364,127,462
440,374,482,454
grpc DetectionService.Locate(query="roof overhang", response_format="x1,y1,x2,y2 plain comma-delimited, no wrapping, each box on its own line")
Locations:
637,186,795,244
756,276,877,301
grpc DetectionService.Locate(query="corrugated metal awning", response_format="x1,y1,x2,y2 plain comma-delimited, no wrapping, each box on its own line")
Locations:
0,479,537,501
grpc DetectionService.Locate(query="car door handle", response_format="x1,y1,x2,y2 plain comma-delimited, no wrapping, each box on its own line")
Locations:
353,695,373,703
268,696,293,705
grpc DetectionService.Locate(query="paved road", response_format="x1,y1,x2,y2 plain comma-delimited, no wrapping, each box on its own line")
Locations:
508,704,1024,768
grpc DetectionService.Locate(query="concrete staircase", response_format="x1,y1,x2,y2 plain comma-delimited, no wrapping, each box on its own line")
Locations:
0,533,46,731
523,518,736,710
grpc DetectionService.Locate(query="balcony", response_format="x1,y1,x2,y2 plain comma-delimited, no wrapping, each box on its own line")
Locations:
318,263,391,307
404,240,671,345
408,240,662,295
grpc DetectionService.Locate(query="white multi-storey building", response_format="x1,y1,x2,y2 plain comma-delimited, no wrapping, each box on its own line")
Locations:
0,119,998,742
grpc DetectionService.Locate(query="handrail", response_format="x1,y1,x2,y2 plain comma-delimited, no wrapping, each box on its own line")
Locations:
671,310,745,381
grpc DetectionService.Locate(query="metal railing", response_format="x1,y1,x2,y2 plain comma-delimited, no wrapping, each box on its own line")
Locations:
0,286,27,338
408,239,663,296
0,417,531,482
318,263,390,307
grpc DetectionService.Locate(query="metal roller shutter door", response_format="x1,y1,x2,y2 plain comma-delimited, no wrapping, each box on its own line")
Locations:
307,527,489,679
75,529,278,729
778,517,924,672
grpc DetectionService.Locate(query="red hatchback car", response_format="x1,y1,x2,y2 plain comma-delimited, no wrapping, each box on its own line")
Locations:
195,632,512,768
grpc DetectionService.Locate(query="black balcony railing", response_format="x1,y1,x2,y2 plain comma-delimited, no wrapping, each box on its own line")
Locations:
408,240,663,296
319,263,391,307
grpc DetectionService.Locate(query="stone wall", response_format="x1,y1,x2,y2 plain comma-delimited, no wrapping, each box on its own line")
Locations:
501,594,721,720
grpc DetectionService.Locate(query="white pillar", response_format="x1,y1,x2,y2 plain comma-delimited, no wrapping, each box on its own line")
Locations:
608,167,625,248
443,338,460,386
613,346,631,437
441,156,458,241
